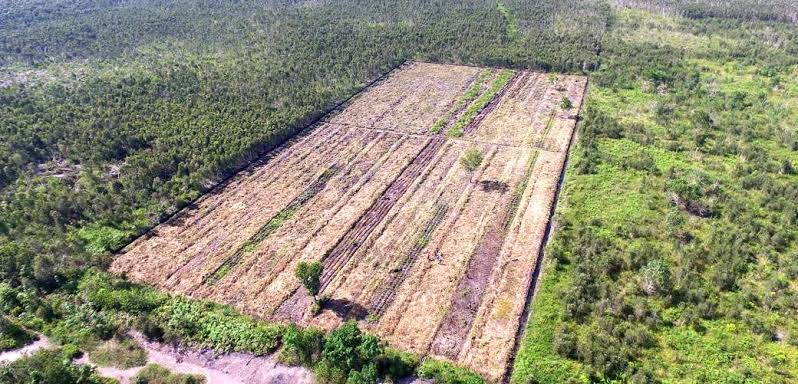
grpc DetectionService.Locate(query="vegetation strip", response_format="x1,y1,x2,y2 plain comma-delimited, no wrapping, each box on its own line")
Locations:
504,81,586,384
431,69,494,134
448,69,519,137
204,167,339,285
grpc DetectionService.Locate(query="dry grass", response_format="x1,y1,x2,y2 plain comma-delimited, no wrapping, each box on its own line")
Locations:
111,62,587,382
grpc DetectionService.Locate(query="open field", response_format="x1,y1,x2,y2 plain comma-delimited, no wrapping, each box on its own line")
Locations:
111,61,587,381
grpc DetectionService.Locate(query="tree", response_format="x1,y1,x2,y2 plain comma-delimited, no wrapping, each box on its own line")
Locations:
560,96,573,110
460,148,484,174
295,261,323,298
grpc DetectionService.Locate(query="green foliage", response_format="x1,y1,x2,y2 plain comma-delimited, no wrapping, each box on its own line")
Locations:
295,261,323,298
0,349,105,384
0,317,33,352
460,148,485,173
417,359,484,384
314,321,389,384
80,269,167,313
377,348,419,381
157,298,282,355
77,225,131,255
496,2,520,40
279,324,325,366
515,6,798,383
133,364,206,384
560,96,573,110
61,343,82,360
449,70,515,137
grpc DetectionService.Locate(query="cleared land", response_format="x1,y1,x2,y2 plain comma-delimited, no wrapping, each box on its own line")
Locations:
111,61,587,381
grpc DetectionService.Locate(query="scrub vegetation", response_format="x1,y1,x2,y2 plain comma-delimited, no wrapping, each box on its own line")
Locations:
513,5,798,383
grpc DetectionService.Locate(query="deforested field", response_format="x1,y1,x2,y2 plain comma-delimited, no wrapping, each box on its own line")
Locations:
111,61,587,381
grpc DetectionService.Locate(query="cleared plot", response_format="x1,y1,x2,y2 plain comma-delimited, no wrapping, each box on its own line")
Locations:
111,61,587,382
327,62,482,134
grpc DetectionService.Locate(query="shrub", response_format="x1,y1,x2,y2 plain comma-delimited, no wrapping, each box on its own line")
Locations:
279,324,324,366
417,359,484,384
0,349,103,384
157,298,282,355
639,259,672,296
460,148,484,173
295,261,323,298
0,317,33,351
377,348,419,380
561,96,574,110
346,363,378,384
133,364,206,384
62,343,83,360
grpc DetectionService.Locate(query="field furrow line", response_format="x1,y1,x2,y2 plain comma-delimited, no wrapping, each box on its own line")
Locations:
159,125,343,240
157,128,367,288
317,140,457,318
428,147,529,360
266,136,429,321
369,203,449,317
318,136,445,292
377,146,499,339
224,130,395,296
191,129,392,298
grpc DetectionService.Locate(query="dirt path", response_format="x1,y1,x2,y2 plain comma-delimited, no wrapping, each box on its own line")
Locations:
0,335,52,364
78,333,313,384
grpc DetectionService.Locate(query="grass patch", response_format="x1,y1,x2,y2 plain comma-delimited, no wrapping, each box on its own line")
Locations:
133,364,206,384
511,260,588,384
418,359,484,384
89,337,148,369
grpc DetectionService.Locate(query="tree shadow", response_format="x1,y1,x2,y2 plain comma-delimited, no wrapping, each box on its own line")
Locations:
323,298,369,321
479,180,509,193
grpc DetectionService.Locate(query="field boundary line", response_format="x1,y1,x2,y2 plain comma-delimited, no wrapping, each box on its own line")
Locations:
501,76,590,384
112,60,408,255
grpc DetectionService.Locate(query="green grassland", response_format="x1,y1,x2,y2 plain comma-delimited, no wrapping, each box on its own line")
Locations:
513,9,798,384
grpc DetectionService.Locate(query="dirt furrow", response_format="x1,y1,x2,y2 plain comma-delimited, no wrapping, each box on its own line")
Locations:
428,147,530,360
248,136,429,319
209,130,397,301
317,137,446,291
151,128,365,286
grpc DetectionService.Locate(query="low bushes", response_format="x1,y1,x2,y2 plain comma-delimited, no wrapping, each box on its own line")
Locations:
73,270,481,384
0,317,33,351
133,364,206,384
417,359,484,384
0,349,106,384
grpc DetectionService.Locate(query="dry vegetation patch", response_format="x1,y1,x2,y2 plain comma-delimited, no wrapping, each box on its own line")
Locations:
111,62,587,381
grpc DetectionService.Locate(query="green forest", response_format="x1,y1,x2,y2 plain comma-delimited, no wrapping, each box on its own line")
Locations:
1,0,797,383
